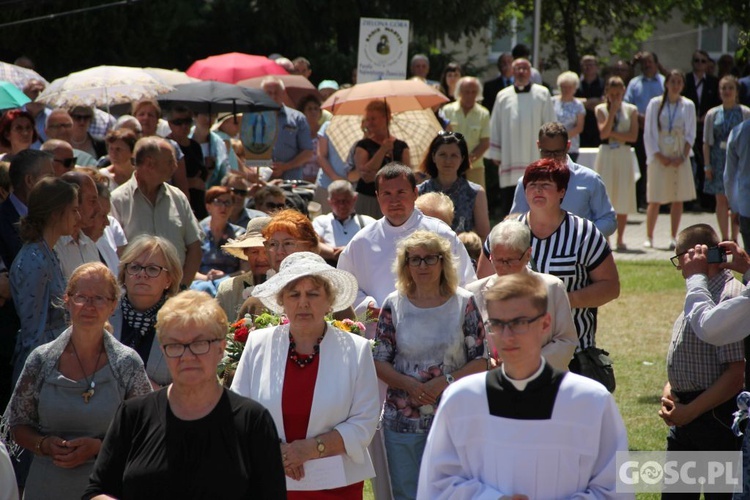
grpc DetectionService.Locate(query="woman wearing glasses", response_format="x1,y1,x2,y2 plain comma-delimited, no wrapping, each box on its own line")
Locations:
190,186,245,296
374,230,486,500
110,235,183,389
84,291,286,499
417,132,490,239
5,262,151,500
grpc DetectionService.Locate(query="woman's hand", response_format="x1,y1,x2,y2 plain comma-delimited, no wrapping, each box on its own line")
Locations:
51,437,101,468
281,440,315,481
205,269,226,281
403,377,439,406
704,166,713,181
380,136,396,156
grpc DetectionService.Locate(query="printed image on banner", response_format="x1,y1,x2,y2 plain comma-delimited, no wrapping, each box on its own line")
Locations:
616,451,742,494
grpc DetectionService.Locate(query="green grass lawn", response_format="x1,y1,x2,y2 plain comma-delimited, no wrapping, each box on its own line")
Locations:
363,261,711,499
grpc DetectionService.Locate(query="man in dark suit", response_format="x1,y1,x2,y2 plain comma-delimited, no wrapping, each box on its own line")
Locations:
739,74,750,107
482,52,514,219
0,149,55,267
683,50,721,210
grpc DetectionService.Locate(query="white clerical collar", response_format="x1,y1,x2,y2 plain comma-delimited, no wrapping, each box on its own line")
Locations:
502,357,546,391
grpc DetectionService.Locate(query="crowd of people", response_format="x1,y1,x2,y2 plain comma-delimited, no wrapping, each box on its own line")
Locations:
0,45,748,499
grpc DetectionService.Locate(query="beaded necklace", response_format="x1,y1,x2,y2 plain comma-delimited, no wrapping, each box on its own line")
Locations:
288,331,325,368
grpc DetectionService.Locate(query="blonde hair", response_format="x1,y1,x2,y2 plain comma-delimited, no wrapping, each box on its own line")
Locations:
156,290,227,343
415,192,454,226
485,273,547,312
458,231,482,262
118,235,183,296
556,71,580,90
394,230,457,297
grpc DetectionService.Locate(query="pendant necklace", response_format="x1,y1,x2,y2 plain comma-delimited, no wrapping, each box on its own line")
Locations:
71,341,104,404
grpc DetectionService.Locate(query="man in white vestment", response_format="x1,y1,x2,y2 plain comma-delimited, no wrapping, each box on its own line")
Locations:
487,58,555,218
417,273,630,500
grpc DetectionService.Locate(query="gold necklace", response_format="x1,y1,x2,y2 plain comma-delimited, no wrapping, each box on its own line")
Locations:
70,341,104,404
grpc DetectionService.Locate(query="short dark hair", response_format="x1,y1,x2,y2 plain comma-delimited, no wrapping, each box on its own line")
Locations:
296,94,322,113
512,44,531,59
675,224,720,254
538,122,569,144
105,128,138,151
375,162,416,191
522,158,570,193
496,52,512,71
9,149,53,191
0,109,38,148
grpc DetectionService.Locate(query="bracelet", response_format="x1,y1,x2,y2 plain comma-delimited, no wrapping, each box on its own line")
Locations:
35,435,49,455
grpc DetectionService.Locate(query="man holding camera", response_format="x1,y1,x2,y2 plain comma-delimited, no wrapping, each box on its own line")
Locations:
661,224,744,466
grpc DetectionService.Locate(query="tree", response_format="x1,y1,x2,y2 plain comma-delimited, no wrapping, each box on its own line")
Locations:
492,0,677,73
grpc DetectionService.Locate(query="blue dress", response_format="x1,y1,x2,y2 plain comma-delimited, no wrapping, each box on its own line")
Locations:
705,106,745,195
418,177,480,234
9,240,67,384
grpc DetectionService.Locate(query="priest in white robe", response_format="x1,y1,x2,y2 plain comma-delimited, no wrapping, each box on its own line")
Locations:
417,273,631,500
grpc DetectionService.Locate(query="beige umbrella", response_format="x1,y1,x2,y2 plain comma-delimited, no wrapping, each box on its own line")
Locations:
237,74,320,108
321,79,447,114
326,109,442,167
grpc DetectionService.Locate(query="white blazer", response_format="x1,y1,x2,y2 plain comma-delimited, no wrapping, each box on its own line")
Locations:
231,323,380,488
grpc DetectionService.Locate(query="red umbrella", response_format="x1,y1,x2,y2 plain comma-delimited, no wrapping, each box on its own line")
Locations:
186,52,288,84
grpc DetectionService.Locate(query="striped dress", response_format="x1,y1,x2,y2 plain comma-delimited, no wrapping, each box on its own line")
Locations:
518,211,611,350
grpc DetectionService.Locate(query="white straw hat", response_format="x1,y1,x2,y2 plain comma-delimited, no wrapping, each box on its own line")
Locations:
221,216,271,260
251,252,358,313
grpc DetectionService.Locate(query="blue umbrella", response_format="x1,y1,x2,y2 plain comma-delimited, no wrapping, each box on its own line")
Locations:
0,81,31,111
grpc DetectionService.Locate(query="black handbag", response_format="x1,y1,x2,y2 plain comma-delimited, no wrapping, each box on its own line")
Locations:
571,347,616,393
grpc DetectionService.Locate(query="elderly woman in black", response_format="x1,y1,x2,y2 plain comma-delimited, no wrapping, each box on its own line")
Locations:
84,291,286,499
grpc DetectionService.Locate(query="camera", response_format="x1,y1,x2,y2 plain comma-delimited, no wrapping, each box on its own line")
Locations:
706,246,727,264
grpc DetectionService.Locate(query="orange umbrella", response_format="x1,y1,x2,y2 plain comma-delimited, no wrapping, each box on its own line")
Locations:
237,74,320,108
321,79,448,115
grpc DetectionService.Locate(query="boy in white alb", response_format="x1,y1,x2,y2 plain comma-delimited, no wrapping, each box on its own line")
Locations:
417,273,631,500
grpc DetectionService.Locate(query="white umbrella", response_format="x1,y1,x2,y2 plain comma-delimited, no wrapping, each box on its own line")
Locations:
36,65,174,109
143,67,199,86
0,62,47,90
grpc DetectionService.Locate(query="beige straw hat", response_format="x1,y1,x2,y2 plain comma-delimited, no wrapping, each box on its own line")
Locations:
221,216,271,260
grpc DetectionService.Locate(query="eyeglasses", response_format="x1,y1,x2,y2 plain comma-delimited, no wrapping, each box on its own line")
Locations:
229,187,248,197
210,199,233,207
11,125,33,133
54,157,77,169
263,202,286,210
406,254,442,267
485,312,545,335
48,123,73,130
693,58,708,64
670,251,688,268
162,339,222,358
492,254,526,266
539,148,567,158
125,263,169,278
437,130,464,141
169,118,193,126
71,114,93,122
70,293,114,307
264,239,302,252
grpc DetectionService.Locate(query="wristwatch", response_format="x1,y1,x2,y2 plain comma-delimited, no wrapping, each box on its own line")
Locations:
316,437,326,457
445,373,455,385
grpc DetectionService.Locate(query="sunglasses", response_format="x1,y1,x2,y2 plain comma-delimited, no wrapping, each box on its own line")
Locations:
169,118,193,126
230,187,248,197
71,114,92,122
437,130,464,141
263,202,286,210
54,157,77,169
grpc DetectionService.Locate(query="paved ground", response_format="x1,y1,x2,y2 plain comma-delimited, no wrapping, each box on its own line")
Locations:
612,210,718,262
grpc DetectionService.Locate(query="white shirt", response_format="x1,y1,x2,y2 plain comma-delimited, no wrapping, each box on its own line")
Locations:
54,231,101,279
96,216,127,277
313,212,375,247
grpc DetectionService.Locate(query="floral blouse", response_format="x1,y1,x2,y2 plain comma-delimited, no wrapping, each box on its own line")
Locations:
374,288,485,434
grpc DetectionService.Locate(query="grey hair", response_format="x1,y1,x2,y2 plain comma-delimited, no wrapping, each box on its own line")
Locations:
327,180,356,197
114,114,142,133
455,76,483,101
488,220,531,254
557,71,580,90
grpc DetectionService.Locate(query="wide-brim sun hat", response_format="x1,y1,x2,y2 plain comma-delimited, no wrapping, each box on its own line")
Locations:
221,216,271,260
251,251,358,314
211,112,242,132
